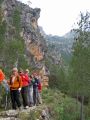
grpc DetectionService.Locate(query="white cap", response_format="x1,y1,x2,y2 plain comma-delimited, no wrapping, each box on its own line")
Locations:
25,69,29,73
12,68,18,72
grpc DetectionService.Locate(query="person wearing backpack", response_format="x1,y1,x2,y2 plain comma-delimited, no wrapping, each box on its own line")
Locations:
8,68,22,110
0,69,10,92
37,75,42,104
19,69,29,109
33,73,40,106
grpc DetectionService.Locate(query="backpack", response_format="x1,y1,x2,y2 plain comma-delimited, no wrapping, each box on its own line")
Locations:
0,69,5,83
38,82,42,92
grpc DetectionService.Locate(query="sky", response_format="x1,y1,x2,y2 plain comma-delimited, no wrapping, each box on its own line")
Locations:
19,0,90,36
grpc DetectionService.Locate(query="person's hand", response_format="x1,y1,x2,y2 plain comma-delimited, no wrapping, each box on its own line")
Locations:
18,88,21,92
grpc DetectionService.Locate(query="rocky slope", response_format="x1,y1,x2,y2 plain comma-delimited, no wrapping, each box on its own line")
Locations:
45,31,75,65
39,27,74,66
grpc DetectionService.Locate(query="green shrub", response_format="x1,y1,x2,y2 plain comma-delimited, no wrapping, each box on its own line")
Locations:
42,88,81,120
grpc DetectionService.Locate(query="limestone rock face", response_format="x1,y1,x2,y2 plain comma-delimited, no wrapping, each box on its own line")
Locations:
39,66,50,87
0,0,49,86
28,42,44,61
1,0,46,68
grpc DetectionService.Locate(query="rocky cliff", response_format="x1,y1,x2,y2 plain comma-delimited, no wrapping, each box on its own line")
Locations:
1,0,46,68
0,0,49,86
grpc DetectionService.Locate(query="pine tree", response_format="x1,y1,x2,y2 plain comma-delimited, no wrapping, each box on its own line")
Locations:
69,12,90,120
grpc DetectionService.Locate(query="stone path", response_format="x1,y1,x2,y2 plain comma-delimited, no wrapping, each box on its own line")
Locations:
0,106,50,120
0,106,36,120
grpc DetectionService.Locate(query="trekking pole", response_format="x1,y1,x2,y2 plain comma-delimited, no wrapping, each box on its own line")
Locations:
5,92,8,110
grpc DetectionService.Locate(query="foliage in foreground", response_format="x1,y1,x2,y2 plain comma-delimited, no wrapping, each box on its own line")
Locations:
42,88,81,120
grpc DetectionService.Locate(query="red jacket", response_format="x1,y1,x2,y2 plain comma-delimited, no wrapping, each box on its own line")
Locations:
20,73,29,87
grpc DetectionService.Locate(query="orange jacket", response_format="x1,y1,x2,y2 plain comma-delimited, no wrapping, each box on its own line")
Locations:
8,75,22,90
0,69,5,83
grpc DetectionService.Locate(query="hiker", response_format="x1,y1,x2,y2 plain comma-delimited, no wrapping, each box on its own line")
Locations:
0,69,5,92
19,69,29,109
8,68,22,110
37,75,42,104
0,69,10,92
33,73,40,106
24,69,34,107
28,74,34,107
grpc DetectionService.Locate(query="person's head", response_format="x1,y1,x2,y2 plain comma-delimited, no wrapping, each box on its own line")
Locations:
33,72,39,78
12,68,18,75
33,72,37,77
25,69,29,74
19,68,23,74
30,75,32,79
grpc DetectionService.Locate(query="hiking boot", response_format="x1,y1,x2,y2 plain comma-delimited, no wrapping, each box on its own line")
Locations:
29,103,33,107
24,106,29,109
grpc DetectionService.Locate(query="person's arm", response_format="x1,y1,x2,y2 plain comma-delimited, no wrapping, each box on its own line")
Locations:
24,75,30,83
19,76,22,88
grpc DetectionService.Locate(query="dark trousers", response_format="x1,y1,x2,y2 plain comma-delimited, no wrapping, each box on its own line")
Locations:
33,87,38,105
21,86,28,107
10,90,21,110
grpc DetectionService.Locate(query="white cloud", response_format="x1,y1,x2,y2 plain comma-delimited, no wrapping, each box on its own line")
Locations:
19,0,90,36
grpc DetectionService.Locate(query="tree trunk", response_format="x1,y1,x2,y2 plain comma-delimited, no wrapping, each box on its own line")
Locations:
80,95,84,120
76,92,78,105
5,94,8,110
76,92,78,119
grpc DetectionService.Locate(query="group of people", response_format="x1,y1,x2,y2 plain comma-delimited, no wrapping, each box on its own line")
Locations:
0,68,42,110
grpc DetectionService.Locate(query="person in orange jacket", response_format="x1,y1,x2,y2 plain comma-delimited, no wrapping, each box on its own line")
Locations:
0,69,5,83
8,68,22,110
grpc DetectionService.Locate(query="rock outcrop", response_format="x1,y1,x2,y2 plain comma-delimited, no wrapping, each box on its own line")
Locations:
1,0,46,67
0,0,49,87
